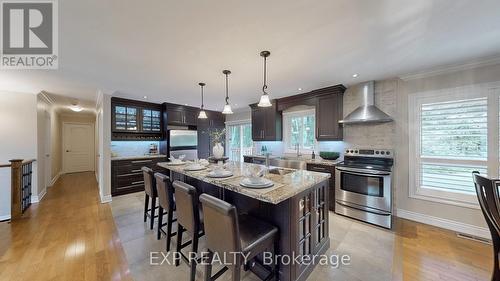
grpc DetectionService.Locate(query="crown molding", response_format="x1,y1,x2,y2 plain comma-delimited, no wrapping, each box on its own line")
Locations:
399,55,500,81
39,91,56,104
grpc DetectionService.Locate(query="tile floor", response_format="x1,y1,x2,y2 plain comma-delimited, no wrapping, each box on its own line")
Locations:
111,192,396,281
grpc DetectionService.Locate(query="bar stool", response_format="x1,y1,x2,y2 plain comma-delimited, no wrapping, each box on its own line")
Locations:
173,181,206,281
199,193,279,281
142,167,158,230
154,173,177,250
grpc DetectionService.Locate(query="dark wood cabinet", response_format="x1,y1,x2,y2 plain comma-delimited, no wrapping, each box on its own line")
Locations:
164,103,198,126
316,93,343,141
250,100,282,141
292,181,329,280
111,156,167,196
197,110,225,159
306,163,335,212
111,97,163,140
271,84,346,142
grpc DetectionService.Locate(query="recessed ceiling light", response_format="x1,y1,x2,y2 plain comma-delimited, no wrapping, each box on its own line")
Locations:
143,96,147,99
298,88,302,91
70,105,83,112
352,73,359,78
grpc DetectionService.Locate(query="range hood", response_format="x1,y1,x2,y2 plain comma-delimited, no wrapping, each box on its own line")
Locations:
339,81,393,124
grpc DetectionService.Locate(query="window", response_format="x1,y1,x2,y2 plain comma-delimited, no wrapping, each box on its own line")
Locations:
409,83,500,208
226,122,253,162
283,109,316,153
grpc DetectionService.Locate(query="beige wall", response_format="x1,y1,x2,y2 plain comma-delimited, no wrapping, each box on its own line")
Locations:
0,91,38,219
393,63,500,231
343,64,500,236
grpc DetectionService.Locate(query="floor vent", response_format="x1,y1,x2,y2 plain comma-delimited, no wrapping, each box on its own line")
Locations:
457,233,491,245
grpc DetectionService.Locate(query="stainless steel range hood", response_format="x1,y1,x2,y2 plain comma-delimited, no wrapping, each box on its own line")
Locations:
339,81,393,124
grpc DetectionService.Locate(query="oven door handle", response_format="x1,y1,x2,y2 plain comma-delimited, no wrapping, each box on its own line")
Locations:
336,200,391,216
336,166,391,176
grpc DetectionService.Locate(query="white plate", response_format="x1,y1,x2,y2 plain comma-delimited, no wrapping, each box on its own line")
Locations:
165,161,185,166
184,165,207,171
207,170,233,178
240,178,274,189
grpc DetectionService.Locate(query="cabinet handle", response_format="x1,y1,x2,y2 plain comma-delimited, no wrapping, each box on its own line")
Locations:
118,172,142,177
131,169,142,172
131,180,144,185
131,160,152,163
310,167,328,172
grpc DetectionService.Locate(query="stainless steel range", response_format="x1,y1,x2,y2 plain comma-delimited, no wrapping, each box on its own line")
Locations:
335,148,394,229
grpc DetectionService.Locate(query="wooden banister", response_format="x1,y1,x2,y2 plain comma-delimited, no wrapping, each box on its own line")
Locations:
10,159,23,220
8,159,36,221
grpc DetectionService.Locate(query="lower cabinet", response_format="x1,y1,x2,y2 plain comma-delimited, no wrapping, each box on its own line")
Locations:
111,157,167,196
293,180,330,280
306,163,335,212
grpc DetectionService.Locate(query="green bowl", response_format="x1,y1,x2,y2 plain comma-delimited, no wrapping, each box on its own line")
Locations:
319,151,340,160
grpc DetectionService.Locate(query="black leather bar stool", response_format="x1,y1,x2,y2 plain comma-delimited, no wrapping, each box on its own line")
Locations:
142,167,158,230
199,193,279,281
473,171,500,281
173,181,206,281
155,173,177,249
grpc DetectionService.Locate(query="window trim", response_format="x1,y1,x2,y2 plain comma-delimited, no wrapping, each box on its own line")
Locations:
408,82,500,209
283,109,316,154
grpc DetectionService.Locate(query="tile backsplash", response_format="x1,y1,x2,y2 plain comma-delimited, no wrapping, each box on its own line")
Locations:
111,141,161,157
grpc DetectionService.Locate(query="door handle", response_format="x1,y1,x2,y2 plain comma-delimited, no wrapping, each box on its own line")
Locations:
66,150,70,152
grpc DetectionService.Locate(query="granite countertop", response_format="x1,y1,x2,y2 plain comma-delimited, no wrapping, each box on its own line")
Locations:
305,158,342,166
111,154,168,161
243,154,341,167
157,161,330,205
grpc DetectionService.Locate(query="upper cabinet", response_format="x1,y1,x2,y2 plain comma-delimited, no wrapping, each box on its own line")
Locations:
251,85,346,142
163,103,198,126
250,100,282,141
315,88,344,141
111,97,163,140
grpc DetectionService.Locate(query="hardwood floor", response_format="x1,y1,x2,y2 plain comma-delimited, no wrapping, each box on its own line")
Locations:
0,172,493,281
394,219,492,281
0,172,131,281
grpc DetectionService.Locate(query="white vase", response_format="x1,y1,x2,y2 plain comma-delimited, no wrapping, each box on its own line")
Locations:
212,142,224,159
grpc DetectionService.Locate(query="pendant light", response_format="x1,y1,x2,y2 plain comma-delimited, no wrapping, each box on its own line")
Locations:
198,82,208,119
222,69,233,114
258,50,272,107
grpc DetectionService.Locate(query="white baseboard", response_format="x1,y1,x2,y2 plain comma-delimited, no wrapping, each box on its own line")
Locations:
50,172,62,186
396,209,491,240
31,188,47,203
100,194,112,203
0,214,10,221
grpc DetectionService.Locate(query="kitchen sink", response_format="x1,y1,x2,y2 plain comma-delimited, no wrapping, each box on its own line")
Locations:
268,167,295,175
269,158,307,170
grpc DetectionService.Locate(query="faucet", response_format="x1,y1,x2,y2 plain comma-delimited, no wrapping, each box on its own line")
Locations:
296,143,302,157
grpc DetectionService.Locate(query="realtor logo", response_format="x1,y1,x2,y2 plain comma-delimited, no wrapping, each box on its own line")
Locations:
1,0,58,69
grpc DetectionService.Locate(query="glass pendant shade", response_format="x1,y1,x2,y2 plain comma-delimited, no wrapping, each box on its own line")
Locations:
258,94,272,107
222,104,233,114
198,110,207,119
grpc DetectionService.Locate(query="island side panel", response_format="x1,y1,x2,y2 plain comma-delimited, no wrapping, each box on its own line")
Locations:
212,178,331,281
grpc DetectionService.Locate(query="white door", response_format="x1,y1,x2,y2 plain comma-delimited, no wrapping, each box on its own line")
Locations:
44,112,52,187
63,123,94,173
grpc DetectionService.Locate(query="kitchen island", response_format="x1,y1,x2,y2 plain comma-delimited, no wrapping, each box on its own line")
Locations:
157,161,331,281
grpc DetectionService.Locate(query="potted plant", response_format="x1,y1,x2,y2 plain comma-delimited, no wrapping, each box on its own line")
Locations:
209,128,226,158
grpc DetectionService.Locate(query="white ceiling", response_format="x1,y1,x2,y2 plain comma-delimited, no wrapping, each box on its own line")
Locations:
1,0,500,111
